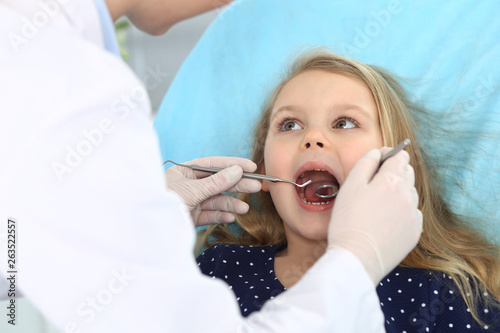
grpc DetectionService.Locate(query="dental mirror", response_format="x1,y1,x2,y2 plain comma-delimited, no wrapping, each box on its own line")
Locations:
310,139,411,199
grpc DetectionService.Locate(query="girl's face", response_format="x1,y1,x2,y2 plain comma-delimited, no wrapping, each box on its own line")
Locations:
263,69,384,242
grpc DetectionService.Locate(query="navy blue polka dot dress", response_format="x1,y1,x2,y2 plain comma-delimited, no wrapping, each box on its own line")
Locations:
196,243,500,332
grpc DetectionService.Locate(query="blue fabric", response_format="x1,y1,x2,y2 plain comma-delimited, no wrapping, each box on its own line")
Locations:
93,0,120,56
154,0,500,242
197,244,500,331
197,244,286,315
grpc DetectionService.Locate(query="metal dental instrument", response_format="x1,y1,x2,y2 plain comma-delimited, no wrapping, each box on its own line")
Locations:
163,160,312,188
164,139,410,199
314,139,411,199
315,184,339,199
379,139,411,167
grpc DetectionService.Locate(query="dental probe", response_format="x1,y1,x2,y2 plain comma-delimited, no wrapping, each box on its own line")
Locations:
315,139,412,199
163,160,312,188
379,139,411,167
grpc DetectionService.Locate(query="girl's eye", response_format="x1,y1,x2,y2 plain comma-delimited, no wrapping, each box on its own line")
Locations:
334,118,358,129
281,120,303,131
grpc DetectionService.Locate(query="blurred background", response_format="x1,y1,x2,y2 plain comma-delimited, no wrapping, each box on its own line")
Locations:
121,10,220,116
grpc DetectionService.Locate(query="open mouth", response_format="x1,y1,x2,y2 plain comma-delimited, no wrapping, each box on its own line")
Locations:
296,169,339,205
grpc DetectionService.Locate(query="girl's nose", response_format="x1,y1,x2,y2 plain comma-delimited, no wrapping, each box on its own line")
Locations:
302,127,328,149
305,141,324,148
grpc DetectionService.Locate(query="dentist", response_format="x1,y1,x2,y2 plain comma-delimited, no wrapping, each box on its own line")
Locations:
0,0,422,332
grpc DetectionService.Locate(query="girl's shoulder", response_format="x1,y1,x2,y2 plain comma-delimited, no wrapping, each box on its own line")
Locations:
195,243,286,289
196,243,285,268
377,267,499,332
198,243,284,257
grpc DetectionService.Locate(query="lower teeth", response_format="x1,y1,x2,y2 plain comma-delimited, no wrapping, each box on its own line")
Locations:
301,198,332,205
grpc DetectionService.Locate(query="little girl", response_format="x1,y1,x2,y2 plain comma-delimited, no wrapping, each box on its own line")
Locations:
196,50,500,332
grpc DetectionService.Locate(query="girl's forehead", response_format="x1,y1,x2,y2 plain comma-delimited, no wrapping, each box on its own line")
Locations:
272,70,375,114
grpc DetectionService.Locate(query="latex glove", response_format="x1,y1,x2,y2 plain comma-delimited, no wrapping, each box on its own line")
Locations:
165,157,261,226
328,148,422,285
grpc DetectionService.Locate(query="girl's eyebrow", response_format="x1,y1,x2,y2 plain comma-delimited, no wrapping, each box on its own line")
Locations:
271,103,372,120
271,105,304,121
329,104,373,119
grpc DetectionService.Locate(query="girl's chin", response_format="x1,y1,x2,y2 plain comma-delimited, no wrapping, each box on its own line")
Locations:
289,223,330,242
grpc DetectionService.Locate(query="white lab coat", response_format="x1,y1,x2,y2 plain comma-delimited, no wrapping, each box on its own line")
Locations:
0,0,384,332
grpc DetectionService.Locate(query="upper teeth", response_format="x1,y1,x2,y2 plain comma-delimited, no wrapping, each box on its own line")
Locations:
300,169,326,178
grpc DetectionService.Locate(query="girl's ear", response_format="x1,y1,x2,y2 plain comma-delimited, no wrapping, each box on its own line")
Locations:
260,164,270,192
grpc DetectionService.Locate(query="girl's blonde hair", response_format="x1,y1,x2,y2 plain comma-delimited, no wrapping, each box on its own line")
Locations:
198,49,500,325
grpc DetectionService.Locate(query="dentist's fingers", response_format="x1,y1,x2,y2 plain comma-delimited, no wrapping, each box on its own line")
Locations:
186,165,245,204
200,194,250,215
227,178,262,193
197,193,251,226
343,149,382,187
379,146,393,155
189,156,258,174
379,148,410,171
197,211,236,226
193,168,261,194
328,147,422,285
188,157,261,193
165,156,259,226
374,149,414,189
195,194,250,226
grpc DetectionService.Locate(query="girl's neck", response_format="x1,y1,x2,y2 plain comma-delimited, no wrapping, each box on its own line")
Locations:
274,234,327,289
279,237,327,260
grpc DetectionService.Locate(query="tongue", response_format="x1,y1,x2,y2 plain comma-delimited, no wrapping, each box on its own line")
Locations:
304,181,338,203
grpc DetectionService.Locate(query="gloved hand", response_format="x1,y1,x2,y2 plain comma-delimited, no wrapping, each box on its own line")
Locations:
165,157,261,227
328,148,422,285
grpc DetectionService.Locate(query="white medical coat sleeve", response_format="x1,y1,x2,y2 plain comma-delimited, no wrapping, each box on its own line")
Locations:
0,1,384,332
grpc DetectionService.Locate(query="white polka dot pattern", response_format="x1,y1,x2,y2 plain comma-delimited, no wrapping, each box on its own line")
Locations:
196,243,499,331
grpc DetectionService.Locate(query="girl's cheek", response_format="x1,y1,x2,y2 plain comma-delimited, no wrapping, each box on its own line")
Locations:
346,149,377,176
264,144,283,169
265,158,280,175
